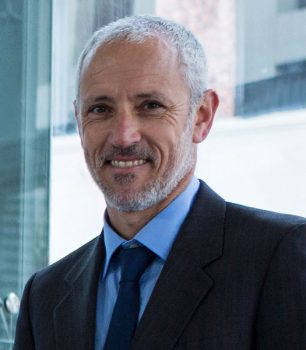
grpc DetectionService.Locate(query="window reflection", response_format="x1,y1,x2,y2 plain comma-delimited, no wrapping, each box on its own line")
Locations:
0,1,51,347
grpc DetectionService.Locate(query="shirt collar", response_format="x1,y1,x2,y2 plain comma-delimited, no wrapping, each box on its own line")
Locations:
102,177,200,278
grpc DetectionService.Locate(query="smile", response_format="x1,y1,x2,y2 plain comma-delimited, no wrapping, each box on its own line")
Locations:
110,159,147,168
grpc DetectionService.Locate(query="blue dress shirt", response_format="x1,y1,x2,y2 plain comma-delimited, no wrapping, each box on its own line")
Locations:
95,177,200,350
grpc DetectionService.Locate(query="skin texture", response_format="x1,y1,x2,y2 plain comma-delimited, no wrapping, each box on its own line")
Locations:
75,38,219,239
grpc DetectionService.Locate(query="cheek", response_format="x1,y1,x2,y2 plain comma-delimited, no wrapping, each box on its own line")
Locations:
82,125,108,151
153,137,178,167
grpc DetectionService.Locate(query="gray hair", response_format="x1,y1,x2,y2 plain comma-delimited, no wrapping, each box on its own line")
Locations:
75,15,208,114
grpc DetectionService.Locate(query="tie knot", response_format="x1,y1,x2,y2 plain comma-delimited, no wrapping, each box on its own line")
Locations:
119,246,155,283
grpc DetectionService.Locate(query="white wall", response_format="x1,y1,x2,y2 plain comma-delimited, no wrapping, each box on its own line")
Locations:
50,136,106,263
196,110,306,214
50,109,306,263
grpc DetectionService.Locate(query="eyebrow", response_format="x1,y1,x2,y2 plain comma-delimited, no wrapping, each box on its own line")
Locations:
84,92,168,104
135,92,167,100
84,95,116,105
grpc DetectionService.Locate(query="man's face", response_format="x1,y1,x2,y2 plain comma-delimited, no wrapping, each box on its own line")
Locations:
76,38,198,212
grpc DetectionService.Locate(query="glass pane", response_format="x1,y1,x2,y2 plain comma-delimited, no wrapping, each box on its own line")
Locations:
0,0,51,348
235,0,306,116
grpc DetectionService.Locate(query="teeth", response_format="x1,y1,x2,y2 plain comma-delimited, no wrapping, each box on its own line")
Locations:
110,159,147,168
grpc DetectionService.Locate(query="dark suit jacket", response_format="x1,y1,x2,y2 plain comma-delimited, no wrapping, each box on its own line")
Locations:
14,181,306,349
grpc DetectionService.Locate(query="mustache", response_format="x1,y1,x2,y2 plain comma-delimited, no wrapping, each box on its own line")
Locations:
99,144,156,163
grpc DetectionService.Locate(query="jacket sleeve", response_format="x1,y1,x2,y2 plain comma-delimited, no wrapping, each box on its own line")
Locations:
13,274,36,350
255,222,306,349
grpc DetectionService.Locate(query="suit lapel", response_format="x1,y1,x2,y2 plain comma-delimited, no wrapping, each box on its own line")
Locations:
131,181,226,350
53,236,105,350
52,181,225,349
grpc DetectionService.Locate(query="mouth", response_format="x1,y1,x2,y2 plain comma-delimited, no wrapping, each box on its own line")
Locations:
109,159,148,168
101,145,154,170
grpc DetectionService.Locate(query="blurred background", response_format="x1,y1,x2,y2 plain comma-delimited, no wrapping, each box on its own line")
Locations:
0,0,306,347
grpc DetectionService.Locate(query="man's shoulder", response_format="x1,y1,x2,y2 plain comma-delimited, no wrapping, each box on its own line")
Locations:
31,236,101,292
226,201,306,232
196,179,306,228
223,201,306,256
195,180,306,245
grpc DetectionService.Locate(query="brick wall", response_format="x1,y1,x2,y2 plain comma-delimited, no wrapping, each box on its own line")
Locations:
156,0,236,117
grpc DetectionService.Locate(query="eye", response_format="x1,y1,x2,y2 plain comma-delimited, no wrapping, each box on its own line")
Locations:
88,104,113,118
143,101,163,110
90,105,108,113
138,101,166,118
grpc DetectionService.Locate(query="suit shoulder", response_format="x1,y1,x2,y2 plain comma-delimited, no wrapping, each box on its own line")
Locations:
224,202,306,257
226,201,306,233
32,236,101,288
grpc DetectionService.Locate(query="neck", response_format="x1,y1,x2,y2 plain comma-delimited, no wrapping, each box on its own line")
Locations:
106,172,194,240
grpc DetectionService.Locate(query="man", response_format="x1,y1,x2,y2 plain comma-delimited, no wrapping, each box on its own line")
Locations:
14,15,306,350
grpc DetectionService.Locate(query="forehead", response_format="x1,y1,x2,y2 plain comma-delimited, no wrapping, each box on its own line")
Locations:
79,38,187,98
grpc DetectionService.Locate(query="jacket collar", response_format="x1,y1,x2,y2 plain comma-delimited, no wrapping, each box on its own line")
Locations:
131,180,226,349
53,236,105,350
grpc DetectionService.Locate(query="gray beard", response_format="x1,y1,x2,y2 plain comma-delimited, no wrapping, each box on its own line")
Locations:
101,160,192,212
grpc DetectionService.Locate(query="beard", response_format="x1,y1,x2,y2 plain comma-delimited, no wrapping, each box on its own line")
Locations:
85,125,196,212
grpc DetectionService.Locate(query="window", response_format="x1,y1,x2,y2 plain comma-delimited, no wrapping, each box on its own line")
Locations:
235,60,306,115
0,1,51,347
236,0,306,115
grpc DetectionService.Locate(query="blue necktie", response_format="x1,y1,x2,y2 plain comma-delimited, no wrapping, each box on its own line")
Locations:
103,246,155,350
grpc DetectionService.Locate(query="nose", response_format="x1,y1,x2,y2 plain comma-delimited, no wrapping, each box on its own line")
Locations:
109,110,141,148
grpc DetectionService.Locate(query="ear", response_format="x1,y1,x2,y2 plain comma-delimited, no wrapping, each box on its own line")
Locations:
73,100,84,147
192,89,219,144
